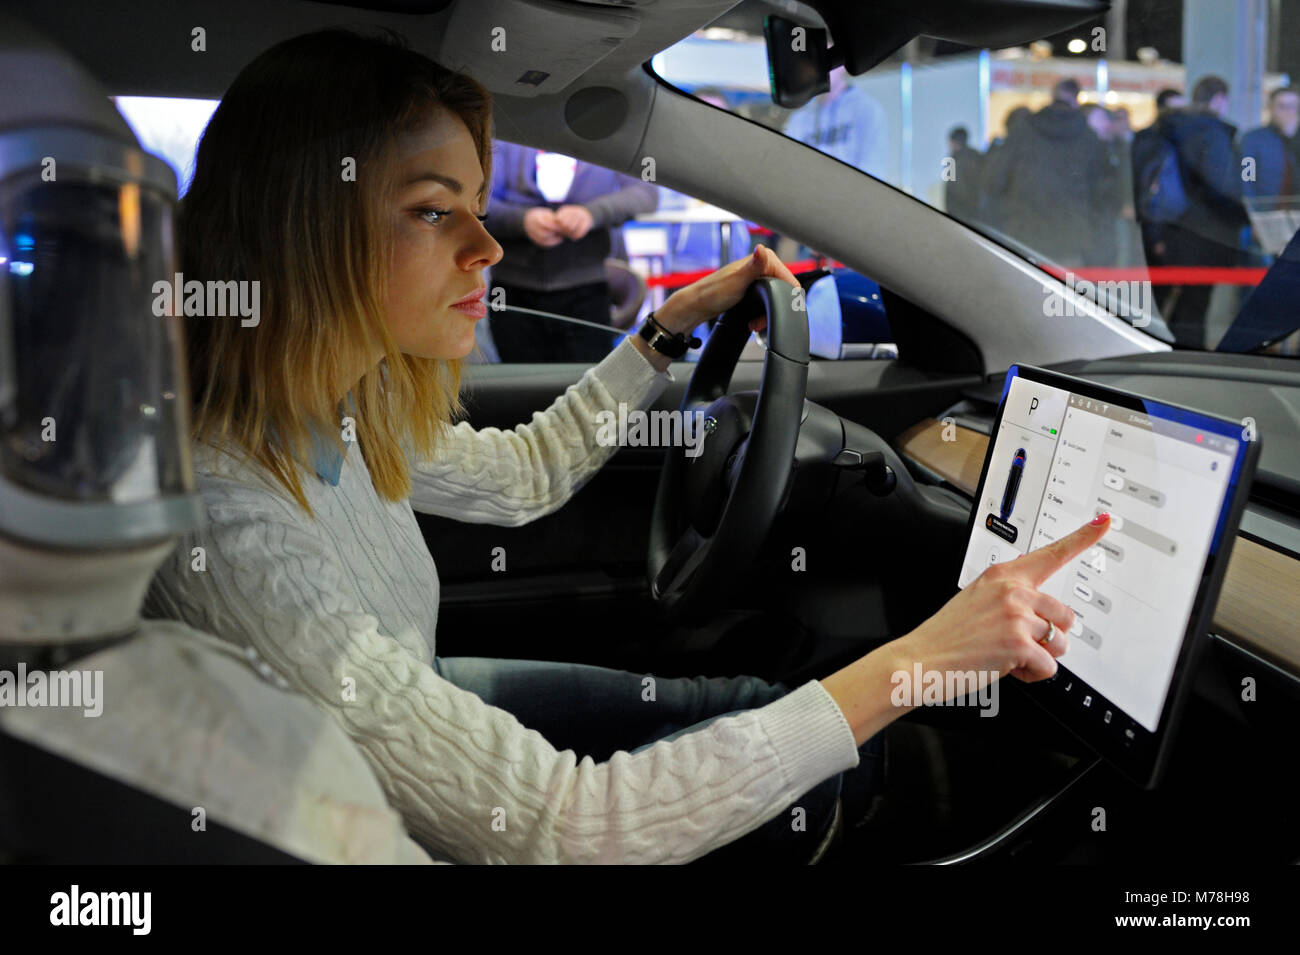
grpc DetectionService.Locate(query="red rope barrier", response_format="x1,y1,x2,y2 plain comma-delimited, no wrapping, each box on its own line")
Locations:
644,258,832,288
642,260,1269,290
1040,265,1269,285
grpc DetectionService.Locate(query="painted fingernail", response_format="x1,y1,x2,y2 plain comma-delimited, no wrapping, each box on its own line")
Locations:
1091,512,1110,525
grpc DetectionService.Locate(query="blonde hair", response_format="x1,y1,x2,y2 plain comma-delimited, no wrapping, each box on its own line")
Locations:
179,28,493,516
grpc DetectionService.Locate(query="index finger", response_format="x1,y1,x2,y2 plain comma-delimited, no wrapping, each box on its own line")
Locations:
1010,513,1111,586
752,244,800,287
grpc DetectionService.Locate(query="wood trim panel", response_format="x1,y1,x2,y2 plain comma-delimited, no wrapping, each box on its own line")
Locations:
895,419,988,496
1214,537,1300,674
896,417,1300,675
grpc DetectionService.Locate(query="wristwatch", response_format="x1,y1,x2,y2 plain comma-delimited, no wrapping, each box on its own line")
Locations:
636,311,702,359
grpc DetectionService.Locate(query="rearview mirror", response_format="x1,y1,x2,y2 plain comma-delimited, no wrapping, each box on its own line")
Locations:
763,16,834,110
765,0,1109,106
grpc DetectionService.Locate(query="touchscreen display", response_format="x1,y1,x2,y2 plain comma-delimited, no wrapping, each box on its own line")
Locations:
958,374,1240,733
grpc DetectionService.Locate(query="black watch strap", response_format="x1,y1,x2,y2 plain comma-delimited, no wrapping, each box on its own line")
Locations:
637,311,701,359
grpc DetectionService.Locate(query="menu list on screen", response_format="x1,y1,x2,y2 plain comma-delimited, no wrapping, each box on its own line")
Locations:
959,376,1238,732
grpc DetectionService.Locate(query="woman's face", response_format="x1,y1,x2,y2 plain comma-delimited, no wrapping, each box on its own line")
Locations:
384,110,503,361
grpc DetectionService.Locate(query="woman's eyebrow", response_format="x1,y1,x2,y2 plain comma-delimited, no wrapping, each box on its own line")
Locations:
405,171,487,201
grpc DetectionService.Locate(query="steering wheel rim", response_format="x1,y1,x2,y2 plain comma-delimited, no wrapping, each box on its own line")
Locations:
647,275,809,623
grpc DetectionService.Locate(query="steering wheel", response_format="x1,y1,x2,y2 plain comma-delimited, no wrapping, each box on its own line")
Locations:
647,276,809,623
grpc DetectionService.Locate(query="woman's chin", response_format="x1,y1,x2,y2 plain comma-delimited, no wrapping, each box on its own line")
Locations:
448,330,478,361
402,334,476,361
420,317,478,360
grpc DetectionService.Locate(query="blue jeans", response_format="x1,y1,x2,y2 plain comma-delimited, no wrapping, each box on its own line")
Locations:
434,656,886,863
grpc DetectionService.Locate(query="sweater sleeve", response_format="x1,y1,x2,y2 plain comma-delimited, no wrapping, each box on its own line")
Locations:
408,336,672,526
583,175,659,230
147,489,862,864
482,143,532,239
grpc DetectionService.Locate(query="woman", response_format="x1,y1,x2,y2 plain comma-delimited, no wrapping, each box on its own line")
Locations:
145,28,1110,864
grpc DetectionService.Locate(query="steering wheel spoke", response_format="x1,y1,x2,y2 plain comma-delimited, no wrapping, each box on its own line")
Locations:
651,525,711,600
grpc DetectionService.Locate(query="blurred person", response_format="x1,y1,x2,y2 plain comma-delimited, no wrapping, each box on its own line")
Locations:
1107,107,1143,267
484,140,658,363
944,125,985,223
1080,104,1132,267
1239,86,1300,268
990,106,1032,150
783,65,889,181
1141,75,1248,348
1131,88,1186,286
1082,102,1112,141
1111,107,1134,141
1240,86,1300,202
1154,88,1187,112
1082,104,1121,265
981,78,1109,266
977,106,1030,231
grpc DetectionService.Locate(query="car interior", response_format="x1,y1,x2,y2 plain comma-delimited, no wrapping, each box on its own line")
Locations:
5,0,1300,866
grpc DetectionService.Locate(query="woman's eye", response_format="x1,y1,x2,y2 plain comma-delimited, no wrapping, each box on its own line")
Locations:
416,207,452,225
414,209,490,226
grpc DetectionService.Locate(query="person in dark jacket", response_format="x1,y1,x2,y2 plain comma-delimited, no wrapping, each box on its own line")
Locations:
1151,76,1249,348
1082,104,1125,265
943,125,985,223
1238,87,1299,267
981,79,1109,266
1240,86,1300,202
1131,87,1186,278
1108,107,1143,266
484,140,658,362
977,106,1030,233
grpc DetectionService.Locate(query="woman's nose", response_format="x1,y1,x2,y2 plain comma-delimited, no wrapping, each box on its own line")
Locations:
465,219,503,269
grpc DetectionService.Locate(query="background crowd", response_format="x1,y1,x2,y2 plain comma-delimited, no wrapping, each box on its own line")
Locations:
946,77,1300,347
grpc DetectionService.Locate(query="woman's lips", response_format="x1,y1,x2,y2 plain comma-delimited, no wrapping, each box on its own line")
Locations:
451,300,487,318
451,286,487,318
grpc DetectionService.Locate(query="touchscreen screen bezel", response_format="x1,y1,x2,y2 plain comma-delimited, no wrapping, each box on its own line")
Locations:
959,363,1261,788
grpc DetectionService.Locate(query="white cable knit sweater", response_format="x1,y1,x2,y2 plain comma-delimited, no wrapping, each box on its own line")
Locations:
143,336,861,864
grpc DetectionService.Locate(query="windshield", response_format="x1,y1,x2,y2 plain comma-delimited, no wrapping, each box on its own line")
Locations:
650,0,1300,356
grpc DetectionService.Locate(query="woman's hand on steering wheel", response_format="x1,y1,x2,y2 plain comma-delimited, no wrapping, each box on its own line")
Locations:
653,244,798,336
